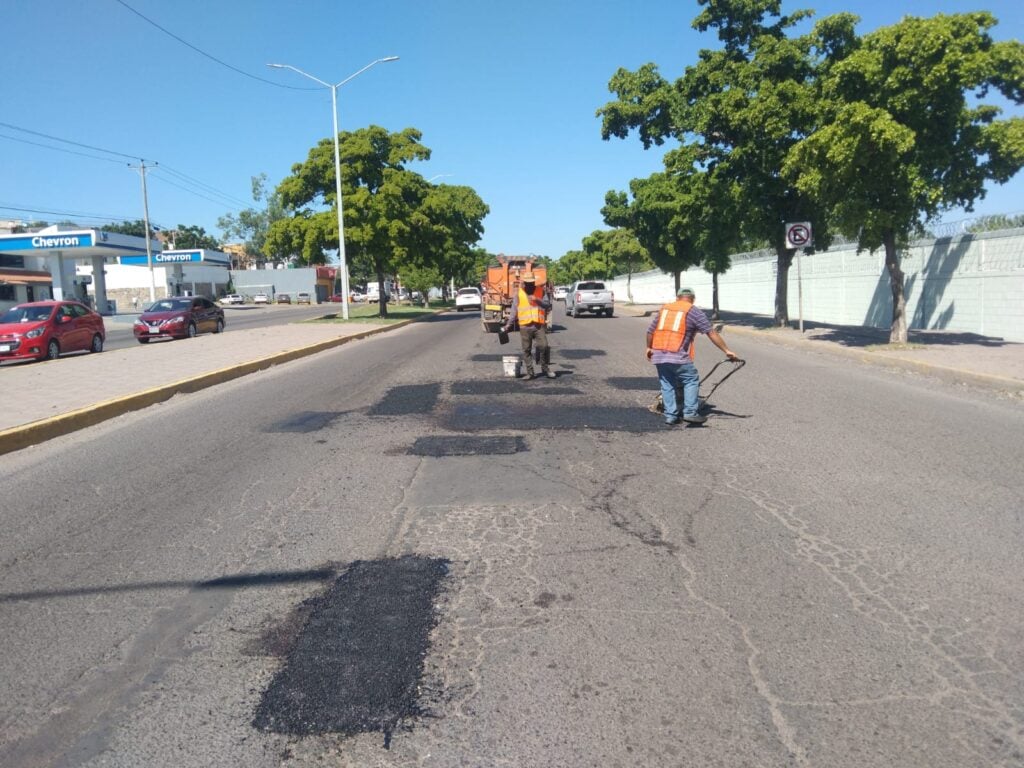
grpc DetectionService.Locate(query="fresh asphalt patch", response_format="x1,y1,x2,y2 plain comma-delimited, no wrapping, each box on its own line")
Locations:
605,376,660,391
558,348,607,360
449,379,582,396
253,556,450,746
408,435,527,456
442,402,666,433
368,384,442,416
264,411,347,433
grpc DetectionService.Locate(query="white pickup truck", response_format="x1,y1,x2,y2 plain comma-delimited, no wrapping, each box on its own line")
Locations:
565,280,614,318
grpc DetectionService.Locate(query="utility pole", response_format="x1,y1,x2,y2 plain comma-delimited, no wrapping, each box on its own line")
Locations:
129,160,158,302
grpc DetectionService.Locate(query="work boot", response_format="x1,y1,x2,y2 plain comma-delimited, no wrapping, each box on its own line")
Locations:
682,413,707,424
523,368,536,380
543,369,557,379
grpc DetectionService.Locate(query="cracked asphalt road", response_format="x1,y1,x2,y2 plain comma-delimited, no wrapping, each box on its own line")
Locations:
1,310,1022,767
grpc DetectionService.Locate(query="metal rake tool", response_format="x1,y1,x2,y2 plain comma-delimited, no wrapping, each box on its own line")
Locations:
649,358,747,414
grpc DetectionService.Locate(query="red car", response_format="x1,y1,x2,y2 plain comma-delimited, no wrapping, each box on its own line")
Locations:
133,296,225,343
0,300,106,362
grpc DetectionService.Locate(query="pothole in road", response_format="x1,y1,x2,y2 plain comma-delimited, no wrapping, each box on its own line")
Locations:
253,555,450,746
408,435,527,456
264,411,345,433
368,383,441,416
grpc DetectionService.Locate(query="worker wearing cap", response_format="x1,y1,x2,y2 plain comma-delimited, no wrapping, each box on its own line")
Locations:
504,271,555,379
646,287,738,425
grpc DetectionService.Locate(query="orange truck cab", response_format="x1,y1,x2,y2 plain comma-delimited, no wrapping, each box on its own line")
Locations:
480,255,551,333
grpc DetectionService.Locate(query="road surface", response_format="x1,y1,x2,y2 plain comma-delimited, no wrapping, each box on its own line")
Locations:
1,311,1022,767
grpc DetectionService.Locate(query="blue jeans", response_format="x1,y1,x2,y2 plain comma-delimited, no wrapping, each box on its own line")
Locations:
656,361,700,421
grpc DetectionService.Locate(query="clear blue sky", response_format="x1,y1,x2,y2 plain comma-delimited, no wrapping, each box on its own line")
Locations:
2,0,1022,259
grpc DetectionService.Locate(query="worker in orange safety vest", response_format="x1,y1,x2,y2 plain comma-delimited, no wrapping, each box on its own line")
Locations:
503,271,555,379
646,287,738,425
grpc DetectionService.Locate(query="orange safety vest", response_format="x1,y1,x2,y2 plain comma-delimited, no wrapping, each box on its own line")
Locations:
651,299,696,359
517,287,546,325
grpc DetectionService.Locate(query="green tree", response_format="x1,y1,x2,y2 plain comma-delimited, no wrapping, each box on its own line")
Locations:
598,0,840,326
399,263,443,306
268,126,488,317
413,181,490,299
171,224,220,250
578,228,653,302
218,173,287,265
602,171,709,294
103,220,149,237
785,12,1024,342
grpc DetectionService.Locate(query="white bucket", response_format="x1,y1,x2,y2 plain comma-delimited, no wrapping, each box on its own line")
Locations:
502,355,521,377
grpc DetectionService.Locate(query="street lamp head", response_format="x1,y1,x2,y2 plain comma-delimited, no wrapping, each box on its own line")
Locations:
266,63,285,68
381,56,399,62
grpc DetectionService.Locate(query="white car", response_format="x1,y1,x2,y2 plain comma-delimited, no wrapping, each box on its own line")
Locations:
553,285,568,301
454,287,482,311
220,294,244,305
252,293,270,305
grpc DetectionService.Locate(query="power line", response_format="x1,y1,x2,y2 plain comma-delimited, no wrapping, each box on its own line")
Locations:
0,133,128,165
148,170,245,212
1,121,253,211
157,165,253,209
0,121,143,161
0,203,165,229
112,0,318,91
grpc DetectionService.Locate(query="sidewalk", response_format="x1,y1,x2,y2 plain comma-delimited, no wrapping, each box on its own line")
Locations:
0,317,420,456
619,305,1024,394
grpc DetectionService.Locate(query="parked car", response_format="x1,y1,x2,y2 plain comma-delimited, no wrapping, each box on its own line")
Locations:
296,292,312,304
133,296,225,343
565,280,614,318
349,291,367,302
253,293,270,305
328,293,345,303
276,293,292,304
553,285,568,301
0,300,106,362
454,287,482,311
220,294,245,305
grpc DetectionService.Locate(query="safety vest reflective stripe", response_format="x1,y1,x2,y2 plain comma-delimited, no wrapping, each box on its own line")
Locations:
651,299,695,359
517,288,545,325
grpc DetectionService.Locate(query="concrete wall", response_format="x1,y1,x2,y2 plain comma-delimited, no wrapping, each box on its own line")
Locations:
230,268,320,300
608,229,1024,342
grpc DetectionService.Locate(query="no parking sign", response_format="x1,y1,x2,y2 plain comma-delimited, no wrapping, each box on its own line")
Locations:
785,222,812,250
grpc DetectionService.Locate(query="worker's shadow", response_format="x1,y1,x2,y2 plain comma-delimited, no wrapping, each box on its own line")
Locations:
699,402,752,420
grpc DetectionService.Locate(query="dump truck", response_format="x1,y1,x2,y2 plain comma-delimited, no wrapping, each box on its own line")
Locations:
480,255,553,333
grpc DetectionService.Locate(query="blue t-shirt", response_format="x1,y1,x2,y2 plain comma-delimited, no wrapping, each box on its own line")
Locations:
646,304,712,365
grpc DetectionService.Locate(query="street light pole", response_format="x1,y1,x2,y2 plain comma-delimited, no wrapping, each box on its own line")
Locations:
268,57,399,320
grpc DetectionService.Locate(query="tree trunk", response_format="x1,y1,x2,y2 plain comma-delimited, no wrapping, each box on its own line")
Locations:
711,271,720,320
673,270,681,296
375,261,388,318
884,231,907,343
774,247,794,327
626,264,634,304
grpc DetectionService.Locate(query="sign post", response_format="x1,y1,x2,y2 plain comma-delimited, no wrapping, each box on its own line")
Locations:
785,222,813,333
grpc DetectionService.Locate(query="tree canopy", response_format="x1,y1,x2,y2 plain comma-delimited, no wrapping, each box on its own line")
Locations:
784,11,1024,341
218,174,287,266
266,126,489,316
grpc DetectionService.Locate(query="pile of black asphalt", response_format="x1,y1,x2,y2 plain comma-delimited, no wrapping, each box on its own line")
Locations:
253,555,449,746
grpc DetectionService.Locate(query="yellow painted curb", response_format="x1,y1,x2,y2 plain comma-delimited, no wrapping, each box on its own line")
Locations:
0,314,428,456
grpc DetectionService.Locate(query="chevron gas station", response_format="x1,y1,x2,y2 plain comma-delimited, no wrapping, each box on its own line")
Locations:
0,228,230,313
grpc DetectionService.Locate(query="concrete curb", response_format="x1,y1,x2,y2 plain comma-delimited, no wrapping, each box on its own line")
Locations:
0,315,427,457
